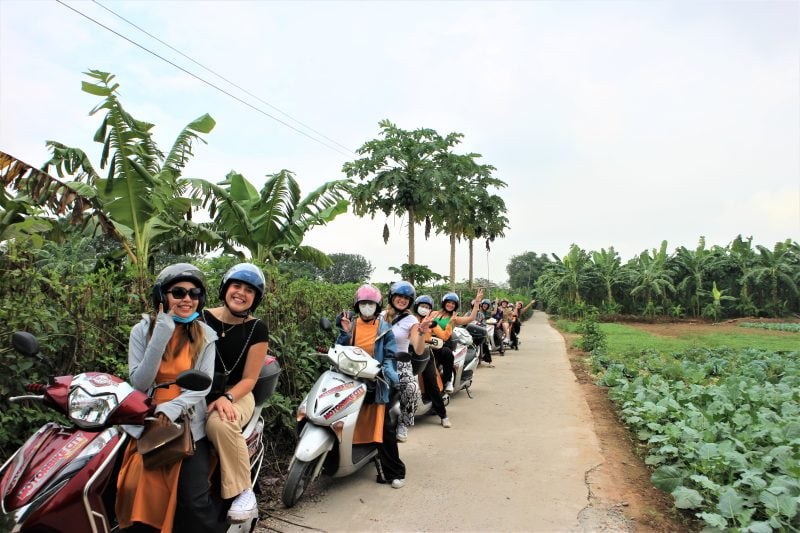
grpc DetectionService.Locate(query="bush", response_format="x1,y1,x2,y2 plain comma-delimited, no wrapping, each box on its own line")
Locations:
573,310,607,353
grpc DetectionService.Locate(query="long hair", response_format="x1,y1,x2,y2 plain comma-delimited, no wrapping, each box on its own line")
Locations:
147,318,205,366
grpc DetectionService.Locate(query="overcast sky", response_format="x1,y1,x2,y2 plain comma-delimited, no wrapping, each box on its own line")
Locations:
1,1,798,285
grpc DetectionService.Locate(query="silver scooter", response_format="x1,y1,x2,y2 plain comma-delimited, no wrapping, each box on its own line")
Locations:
283,319,412,508
444,327,479,399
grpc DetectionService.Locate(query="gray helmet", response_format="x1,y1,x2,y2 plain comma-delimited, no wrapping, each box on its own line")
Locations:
153,263,207,311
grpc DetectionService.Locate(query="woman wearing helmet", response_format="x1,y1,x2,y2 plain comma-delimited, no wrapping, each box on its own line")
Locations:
509,299,536,350
476,298,495,365
429,288,484,393
382,281,429,443
412,295,450,427
202,263,269,522
491,298,513,353
117,263,223,533
336,284,405,488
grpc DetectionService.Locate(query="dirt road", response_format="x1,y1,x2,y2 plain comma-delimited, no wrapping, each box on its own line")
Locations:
261,313,623,532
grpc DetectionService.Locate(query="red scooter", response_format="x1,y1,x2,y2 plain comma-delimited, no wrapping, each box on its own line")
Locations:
0,331,280,533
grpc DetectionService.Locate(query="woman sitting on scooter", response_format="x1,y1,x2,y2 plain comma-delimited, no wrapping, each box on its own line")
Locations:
382,281,429,443
202,263,269,523
412,295,451,428
429,289,483,393
509,300,535,350
117,263,224,533
336,284,406,488
492,298,512,353
476,298,494,364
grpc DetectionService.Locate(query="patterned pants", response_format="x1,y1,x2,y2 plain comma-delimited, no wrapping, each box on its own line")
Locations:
397,360,419,428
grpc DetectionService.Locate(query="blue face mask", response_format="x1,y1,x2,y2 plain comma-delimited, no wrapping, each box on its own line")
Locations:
172,312,200,324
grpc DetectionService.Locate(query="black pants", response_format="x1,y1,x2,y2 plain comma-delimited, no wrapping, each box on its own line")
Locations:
493,328,505,353
432,346,454,384
376,404,406,482
419,348,447,418
481,340,492,363
511,321,521,349
122,438,225,533
175,438,226,533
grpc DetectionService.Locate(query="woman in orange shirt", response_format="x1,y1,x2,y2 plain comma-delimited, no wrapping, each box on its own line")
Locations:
116,264,223,532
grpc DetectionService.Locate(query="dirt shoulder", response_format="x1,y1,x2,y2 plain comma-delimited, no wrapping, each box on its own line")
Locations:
558,327,692,532
258,313,637,532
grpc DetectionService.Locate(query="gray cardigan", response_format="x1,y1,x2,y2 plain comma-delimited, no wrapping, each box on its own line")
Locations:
127,313,217,441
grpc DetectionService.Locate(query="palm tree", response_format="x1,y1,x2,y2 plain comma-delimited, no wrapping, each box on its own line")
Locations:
536,244,594,315
729,235,759,315
189,170,349,266
672,236,717,317
742,240,800,315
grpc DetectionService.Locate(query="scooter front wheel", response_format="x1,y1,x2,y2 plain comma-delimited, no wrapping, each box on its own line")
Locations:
282,458,317,508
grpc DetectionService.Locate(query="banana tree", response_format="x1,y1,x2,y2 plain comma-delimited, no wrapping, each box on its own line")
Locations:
742,240,800,316
188,170,349,266
627,241,675,315
4,70,222,298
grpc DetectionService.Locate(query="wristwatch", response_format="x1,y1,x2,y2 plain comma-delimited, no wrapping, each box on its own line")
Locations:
223,392,235,403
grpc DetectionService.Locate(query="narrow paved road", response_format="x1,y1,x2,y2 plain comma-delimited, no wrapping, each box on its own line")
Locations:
262,312,605,532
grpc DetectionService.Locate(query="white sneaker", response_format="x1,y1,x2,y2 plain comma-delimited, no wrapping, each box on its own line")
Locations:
441,417,452,428
391,478,406,489
396,424,408,442
227,488,257,523
444,379,454,393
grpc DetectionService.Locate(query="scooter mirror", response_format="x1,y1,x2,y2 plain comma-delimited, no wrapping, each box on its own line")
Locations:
12,331,39,357
319,317,332,331
175,370,212,391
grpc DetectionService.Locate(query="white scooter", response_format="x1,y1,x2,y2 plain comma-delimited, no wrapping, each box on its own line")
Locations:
484,318,506,355
282,319,425,508
444,327,479,399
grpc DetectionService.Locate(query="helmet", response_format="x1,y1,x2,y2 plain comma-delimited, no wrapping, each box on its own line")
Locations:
413,295,434,315
481,298,492,307
153,263,207,311
500,298,509,305
219,263,266,314
354,284,382,313
441,292,460,311
516,301,523,307
389,281,416,311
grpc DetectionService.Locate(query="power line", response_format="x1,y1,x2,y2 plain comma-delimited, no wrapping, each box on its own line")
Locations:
91,0,355,155
54,0,354,158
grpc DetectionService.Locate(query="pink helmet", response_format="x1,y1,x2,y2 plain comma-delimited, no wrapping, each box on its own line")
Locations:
353,284,383,313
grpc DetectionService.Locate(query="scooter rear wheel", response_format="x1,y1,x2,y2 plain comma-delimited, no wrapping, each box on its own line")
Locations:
282,458,317,508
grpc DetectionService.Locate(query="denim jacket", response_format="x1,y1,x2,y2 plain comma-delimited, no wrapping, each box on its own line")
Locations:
335,314,398,404
126,313,216,441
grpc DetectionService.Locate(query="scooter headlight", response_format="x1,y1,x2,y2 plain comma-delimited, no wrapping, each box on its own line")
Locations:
68,387,118,428
337,351,368,377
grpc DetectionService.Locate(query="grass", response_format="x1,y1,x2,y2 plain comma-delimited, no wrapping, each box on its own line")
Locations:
555,320,800,354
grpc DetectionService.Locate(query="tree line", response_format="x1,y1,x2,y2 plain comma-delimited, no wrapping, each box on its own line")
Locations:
507,237,800,319
1,70,508,301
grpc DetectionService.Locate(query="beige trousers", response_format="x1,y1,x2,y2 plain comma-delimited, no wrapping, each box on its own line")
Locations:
206,392,255,499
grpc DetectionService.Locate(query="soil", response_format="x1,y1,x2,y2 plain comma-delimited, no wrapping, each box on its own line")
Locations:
250,313,700,532
613,317,800,338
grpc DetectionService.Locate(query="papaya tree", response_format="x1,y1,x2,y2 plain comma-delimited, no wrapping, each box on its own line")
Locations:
343,120,463,279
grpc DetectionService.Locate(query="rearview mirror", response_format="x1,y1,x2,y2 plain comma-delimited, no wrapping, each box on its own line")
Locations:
175,370,212,391
320,317,332,331
12,332,39,357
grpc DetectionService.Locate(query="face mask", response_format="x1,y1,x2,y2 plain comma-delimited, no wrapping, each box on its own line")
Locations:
418,306,431,317
172,312,200,324
359,303,377,317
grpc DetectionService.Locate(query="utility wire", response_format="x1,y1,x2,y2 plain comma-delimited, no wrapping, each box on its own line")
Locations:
55,0,354,158
91,0,355,155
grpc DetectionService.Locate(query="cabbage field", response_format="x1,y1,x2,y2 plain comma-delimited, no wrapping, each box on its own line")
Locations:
592,346,800,532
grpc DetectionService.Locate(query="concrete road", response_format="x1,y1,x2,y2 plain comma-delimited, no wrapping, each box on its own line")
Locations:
262,312,605,532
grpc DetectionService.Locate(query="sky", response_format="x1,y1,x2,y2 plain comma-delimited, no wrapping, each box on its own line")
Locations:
1,0,798,285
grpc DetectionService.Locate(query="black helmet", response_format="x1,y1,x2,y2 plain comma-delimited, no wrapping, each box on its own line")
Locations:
388,281,416,311
153,263,207,311
413,295,434,315
481,298,492,308
219,263,266,316
441,292,460,311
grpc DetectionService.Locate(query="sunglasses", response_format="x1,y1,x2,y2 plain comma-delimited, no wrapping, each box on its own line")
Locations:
166,287,203,300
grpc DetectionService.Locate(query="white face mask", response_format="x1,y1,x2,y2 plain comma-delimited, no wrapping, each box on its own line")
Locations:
417,306,431,317
359,302,377,317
